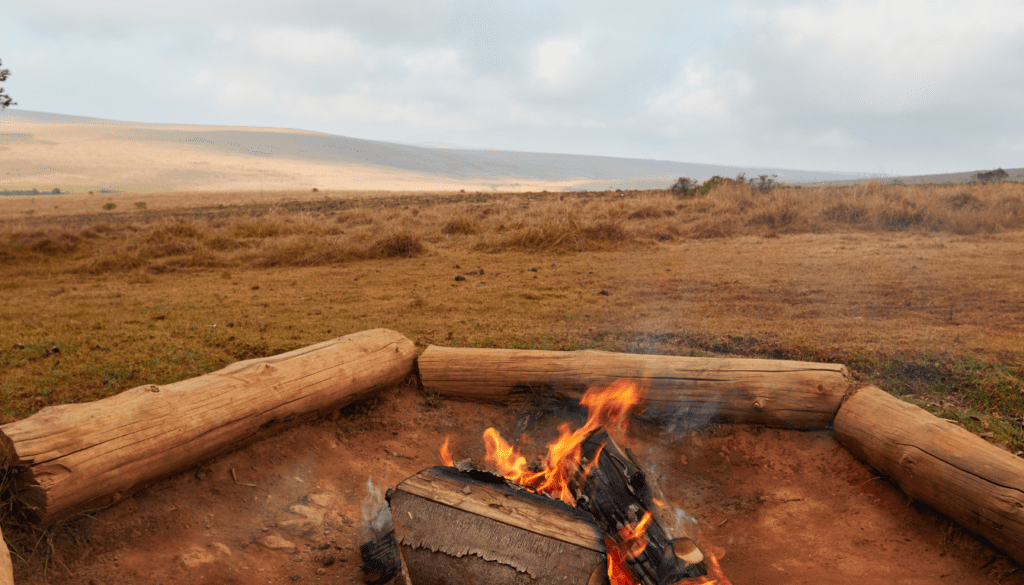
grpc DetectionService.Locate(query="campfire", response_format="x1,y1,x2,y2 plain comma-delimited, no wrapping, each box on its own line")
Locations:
362,379,733,585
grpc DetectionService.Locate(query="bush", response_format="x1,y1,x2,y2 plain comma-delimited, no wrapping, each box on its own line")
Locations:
670,177,698,197
441,217,478,235
751,174,778,194
974,168,1010,183
371,233,424,258
102,203,116,211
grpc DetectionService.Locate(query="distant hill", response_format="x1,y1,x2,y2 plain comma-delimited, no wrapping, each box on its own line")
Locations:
0,109,866,193
806,167,1023,187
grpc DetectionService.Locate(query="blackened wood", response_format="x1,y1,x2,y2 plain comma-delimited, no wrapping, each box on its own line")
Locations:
390,466,606,584
574,431,706,585
360,530,402,585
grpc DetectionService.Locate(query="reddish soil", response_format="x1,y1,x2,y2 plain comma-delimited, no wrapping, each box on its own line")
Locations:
10,386,1023,585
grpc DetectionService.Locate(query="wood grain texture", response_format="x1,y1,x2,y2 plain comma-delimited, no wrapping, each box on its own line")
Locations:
834,385,1024,564
0,525,11,585
418,346,851,429
0,328,416,525
392,466,606,584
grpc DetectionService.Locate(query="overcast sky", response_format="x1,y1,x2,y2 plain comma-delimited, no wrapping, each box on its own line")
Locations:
2,0,1022,176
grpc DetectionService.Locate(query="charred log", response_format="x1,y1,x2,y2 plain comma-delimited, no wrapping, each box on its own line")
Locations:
360,529,402,585
572,430,707,584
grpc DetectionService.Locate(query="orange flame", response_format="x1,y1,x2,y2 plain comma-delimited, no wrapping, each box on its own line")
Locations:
606,511,653,584
433,379,737,585
481,380,642,505
439,436,454,467
671,547,731,585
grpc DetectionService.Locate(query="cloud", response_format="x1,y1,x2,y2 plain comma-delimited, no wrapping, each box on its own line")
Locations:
533,38,588,88
648,59,754,121
3,0,1024,174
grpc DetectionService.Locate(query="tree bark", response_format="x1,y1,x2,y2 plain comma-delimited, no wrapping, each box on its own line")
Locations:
0,328,416,525
419,346,851,429
834,385,1024,565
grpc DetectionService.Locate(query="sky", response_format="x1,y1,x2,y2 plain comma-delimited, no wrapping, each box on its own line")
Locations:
1,0,1023,177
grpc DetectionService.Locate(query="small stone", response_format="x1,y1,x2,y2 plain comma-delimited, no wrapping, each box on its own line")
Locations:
454,275,466,281
598,290,609,296
322,554,336,566
260,535,297,553
308,493,335,508
527,267,538,272
461,485,472,495
316,568,326,575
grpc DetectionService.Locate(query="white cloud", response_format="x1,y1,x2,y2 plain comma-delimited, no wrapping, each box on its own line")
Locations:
753,0,1024,98
533,38,589,88
647,60,754,120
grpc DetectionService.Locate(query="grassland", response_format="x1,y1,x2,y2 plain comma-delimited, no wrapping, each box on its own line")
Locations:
1,180,1022,451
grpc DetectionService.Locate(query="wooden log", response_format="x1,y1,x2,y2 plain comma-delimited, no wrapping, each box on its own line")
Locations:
834,386,1024,564
390,466,607,584
419,346,851,429
0,525,11,585
572,431,706,585
0,328,417,525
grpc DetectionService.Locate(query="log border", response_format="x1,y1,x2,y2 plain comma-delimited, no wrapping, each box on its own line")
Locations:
0,339,1021,577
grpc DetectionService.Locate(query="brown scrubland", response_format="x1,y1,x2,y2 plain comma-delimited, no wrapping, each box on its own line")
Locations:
1,178,1023,582
1,179,1022,438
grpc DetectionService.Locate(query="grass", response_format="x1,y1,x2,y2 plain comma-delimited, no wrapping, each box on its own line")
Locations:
0,181,1022,454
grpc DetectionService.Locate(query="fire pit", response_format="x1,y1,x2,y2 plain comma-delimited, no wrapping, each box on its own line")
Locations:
1,330,1022,584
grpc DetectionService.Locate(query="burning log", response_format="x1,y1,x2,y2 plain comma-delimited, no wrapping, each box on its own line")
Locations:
418,346,851,429
835,386,1024,565
389,465,608,584
572,430,706,584
0,328,417,525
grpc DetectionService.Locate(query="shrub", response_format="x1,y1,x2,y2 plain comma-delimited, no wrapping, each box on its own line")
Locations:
102,203,116,211
823,203,869,224
751,174,778,194
627,206,663,220
441,216,478,235
371,233,424,258
699,176,728,195
974,168,1010,183
945,193,985,211
670,177,698,197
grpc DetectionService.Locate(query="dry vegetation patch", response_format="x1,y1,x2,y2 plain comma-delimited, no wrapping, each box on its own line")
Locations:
1,182,1022,450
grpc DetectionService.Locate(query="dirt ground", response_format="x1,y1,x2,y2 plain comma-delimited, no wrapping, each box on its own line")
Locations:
9,385,1021,585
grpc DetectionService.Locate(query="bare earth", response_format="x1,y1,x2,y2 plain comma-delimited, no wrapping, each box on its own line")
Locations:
10,386,1023,585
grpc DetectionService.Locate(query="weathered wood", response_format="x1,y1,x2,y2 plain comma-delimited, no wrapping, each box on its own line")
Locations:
0,328,417,525
391,466,606,584
0,525,11,585
419,346,851,429
834,386,1024,565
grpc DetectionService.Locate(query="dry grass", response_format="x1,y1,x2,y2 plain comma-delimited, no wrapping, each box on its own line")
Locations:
1,181,1022,451
3,182,1022,276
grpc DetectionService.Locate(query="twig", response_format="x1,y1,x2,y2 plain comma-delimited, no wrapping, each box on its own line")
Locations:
231,467,257,488
717,518,729,527
780,498,803,503
859,476,882,487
